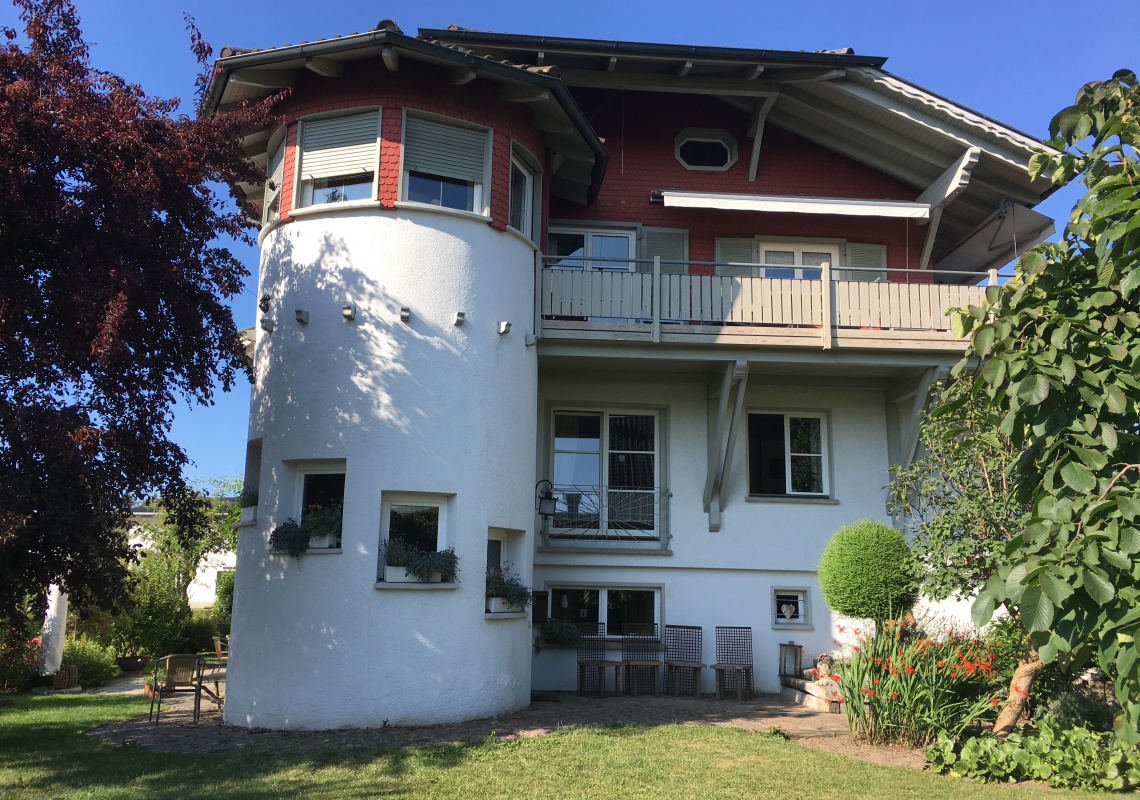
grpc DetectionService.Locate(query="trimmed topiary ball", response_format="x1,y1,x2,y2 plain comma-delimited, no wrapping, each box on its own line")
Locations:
818,519,918,622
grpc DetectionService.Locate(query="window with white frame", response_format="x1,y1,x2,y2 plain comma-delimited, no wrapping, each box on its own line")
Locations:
263,134,285,225
509,153,534,237
379,493,450,578
299,469,346,548
550,410,658,540
547,227,636,272
772,588,810,627
549,586,658,634
747,412,828,496
713,239,839,280
402,114,489,214
296,110,380,208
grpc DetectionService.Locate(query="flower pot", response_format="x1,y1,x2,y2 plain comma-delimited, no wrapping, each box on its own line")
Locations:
384,565,442,583
116,655,150,673
486,597,523,613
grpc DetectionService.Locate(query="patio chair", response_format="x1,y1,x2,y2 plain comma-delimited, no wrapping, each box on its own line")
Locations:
576,624,622,698
148,654,204,724
621,623,662,696
712,626,754,701
211,636,228,661
664,625,706,697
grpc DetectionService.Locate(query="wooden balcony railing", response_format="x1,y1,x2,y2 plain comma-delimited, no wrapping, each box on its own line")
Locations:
537,257,995,351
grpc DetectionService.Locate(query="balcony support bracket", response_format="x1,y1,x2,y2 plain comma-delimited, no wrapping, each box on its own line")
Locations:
704,360,750,531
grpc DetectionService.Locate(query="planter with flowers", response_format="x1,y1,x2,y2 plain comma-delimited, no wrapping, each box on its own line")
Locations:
485,564,533,613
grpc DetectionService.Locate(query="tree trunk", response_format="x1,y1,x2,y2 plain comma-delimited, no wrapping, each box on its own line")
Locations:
993,638,1044,737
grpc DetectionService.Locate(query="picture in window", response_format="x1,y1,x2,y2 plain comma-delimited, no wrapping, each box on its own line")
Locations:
774,591,805,625
748,413,826,495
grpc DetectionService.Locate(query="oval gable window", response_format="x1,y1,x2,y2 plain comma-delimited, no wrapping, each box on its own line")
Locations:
674,128,738,172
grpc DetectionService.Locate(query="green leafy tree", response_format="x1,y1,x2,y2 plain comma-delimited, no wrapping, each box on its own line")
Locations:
945,70,1140,741
889,383,1044,733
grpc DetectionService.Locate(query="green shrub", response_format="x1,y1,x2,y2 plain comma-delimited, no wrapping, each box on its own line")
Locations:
178,615,221,655
982,615,1066,711
214,570,235,617
540,619,578,645
269,518,309,560
818,519,918,621
61,636,115,687
112,551,191,657
0,600,43,692
1047,684,1119,733
927,716,1140,791
382,540,460,582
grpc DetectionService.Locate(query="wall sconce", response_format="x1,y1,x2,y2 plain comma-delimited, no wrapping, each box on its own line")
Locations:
295,309,309,324
453,311,466,326
400,307,411,324
498,321,512,335
259,315,274,333
342,304,356,321
535,479,557,519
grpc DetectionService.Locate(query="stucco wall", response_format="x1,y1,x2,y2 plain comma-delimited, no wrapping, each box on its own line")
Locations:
532,374,894,693
229,208,538,729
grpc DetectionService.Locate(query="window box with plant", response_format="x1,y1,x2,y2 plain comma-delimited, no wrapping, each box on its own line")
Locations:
485,564,532,613
381,538,459,583
269,505,343,561
239,488,259,526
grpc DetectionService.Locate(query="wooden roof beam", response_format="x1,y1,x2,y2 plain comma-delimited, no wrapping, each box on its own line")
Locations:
744,64,765,80
228,69,294,89
606,56,618,73
676,60,693,77
305,56,342,78
748,94,777,181
382,46,399,71
450,67,477,85
558,68,779,96
500,83,550,103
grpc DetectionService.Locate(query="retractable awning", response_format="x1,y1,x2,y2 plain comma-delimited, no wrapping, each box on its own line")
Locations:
658,190,930,221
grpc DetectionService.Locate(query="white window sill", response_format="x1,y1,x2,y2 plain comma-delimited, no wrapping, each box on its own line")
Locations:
504,224,539,251
288,200,380,218
304,548,343,555
484,611,528,620
394,200,493,225
373,582,459,590
773,624,815,631
746,495,838,505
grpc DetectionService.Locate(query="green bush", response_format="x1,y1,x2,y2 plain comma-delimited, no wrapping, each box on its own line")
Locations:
61,636,115,687
818,519,918,621
540,619,578,645
927,716,1140,791
0,601,43,692
214,570,235,617
486,565,533,608
178,615,221,655
982,615,1066,712
1047,685,1119,733
112,551,191,657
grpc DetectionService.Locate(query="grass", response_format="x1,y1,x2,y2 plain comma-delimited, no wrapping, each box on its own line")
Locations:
0,694,1101,799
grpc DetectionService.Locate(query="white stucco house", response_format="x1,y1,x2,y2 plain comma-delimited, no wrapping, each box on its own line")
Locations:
204,21,1056,729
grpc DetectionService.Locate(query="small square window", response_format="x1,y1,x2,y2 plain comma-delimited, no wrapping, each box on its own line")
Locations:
773,589,809,628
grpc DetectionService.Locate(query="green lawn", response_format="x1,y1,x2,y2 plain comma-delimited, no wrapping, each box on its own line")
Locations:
0,694,1099,799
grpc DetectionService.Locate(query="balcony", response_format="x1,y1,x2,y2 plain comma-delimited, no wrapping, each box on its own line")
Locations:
537,257,993,352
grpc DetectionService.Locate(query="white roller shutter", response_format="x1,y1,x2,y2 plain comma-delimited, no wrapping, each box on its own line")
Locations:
267,141,285,187
403,116,487,184
641,228,689,275
845,242,888,281
300,111,379,180
714,237,757,277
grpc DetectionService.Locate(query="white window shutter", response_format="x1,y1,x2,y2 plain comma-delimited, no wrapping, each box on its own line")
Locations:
642,227,688,274
403,117,487,184
714,237,757,277
845,243,888,281
300,112,379,180
267,142,285,186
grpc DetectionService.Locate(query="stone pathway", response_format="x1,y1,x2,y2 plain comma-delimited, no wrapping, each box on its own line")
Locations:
88,688,849,755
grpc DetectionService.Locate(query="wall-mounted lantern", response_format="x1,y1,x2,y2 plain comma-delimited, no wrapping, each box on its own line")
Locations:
259,315,274,333
535,480,557,519
454,311,466,326
498,321,512,335
400,307,411,324
295,309,309,324
342,304,356,321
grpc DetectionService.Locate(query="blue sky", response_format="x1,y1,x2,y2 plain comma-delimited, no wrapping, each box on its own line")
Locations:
1,0,1131,484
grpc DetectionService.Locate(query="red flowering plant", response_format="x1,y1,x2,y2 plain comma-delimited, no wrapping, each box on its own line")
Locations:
834,618,1000,747
1,598,43,692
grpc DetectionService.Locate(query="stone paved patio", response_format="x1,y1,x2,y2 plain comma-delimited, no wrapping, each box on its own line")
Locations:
88,684,849,755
